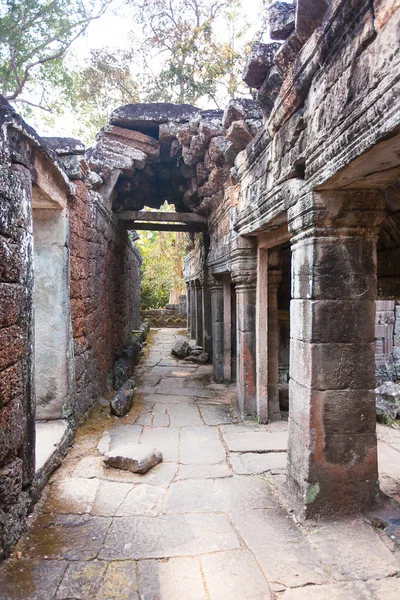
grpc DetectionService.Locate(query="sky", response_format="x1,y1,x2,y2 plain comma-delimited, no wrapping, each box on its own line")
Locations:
22,0,266,139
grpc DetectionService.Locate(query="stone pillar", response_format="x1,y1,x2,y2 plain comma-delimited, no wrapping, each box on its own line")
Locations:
233,271,257,417
256,246,282,423
256,246,269,422
201,276,213,358
210,278,224,382
189,281,196,340
186,283,191,332
194,280,203,346
267,268,282,421
287,190,385,518
223,277,232,382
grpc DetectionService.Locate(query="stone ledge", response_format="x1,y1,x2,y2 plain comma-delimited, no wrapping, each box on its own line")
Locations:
33,420,73,502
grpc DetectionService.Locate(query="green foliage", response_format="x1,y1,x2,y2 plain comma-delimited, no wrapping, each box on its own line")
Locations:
69,47,140,143
134,204,186,310
128,0,250,106
0,0,111,108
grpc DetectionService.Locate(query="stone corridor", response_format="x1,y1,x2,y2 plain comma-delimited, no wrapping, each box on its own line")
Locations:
0,329,399,599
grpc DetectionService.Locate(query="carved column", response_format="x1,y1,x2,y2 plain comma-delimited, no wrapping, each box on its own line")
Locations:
223,277,232,382
200,274,213,358
233,270,257,417
210,278,224,382
189,281,196,340
267,268,282,421
256,246,282,423
186,282,191,332
194,280,203,346
287,190,385,518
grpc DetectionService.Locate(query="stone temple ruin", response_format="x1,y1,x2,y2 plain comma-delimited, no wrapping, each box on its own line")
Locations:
1,0,400,577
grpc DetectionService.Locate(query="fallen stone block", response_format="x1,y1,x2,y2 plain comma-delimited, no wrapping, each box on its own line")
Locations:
242,42,281,89
104,444,163,474
184,353,209,364
43,136,85,156
99,125,160,161
222,98,262,130
110,379,135,417
376,381,400,422
171,339,190,359
226,120,253,149
257,66,283,115
268,1,295,40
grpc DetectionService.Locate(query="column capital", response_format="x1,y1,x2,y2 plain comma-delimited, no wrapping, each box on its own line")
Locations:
232,270,257,290
268,269,282,289
288,190,385,243
208,276,223,292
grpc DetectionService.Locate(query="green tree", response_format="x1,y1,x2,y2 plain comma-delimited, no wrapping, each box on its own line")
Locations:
70,47,140,142
128,0,249,106
134,204,186,309
0,0,112,110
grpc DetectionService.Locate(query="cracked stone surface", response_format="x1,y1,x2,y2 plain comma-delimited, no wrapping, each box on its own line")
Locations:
1,328,399,599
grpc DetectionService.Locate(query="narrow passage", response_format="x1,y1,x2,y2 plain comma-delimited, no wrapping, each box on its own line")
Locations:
0,329,399,599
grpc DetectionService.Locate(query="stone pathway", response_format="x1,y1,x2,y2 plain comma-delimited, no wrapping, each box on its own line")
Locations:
1,328,400,599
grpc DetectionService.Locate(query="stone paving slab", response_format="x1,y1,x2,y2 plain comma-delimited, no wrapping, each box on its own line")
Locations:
92,481,133,517
42,477,99,515
163,476,278,514
140,393,195,405
99,514,240,559
0,560,68,600
18,514,112,561
138,557,207,600
115,485,165,517
231,509,329,588
281,578,400,599
55,561,108,599
307,520,400,581
201,550,272,600
140,427,179,461
96,561,138,600
198,404,235,425
97,425,143,454
73,456,177,487
166,403,203,427
231,452,287,474
223,430,288,452
180,426,226,464
176,463,232,480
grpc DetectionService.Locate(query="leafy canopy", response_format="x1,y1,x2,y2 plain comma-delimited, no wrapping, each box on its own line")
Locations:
0,0,111,109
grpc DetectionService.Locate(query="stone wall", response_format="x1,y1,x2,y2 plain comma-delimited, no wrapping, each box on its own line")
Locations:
0,99,142,559
0,124,35,558
69,182,141,422
141,296,187,328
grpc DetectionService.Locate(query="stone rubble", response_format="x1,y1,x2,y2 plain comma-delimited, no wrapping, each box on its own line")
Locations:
104,444,163,474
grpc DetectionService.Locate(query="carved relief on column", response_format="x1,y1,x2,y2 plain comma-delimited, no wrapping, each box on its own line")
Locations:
232,268,258,418
287,189,385,517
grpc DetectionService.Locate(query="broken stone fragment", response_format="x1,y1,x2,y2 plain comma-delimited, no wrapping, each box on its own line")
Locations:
226,120,253,150
257,67,283,115
42,136,85,156
110,379,135,417
85,170,103,189
59,155,87,180
222,99,262,130
274,30,305,75
110,103,200,135
376,381,400,422
171,339,190,359
223,141,242,166
184,353,209,364
99,125,160,161
104,444,163,474
242,42,281,89
268,1,295,41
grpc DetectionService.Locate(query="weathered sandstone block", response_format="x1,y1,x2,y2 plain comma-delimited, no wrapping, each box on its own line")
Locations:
242,42,281,89
104,445,163,474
